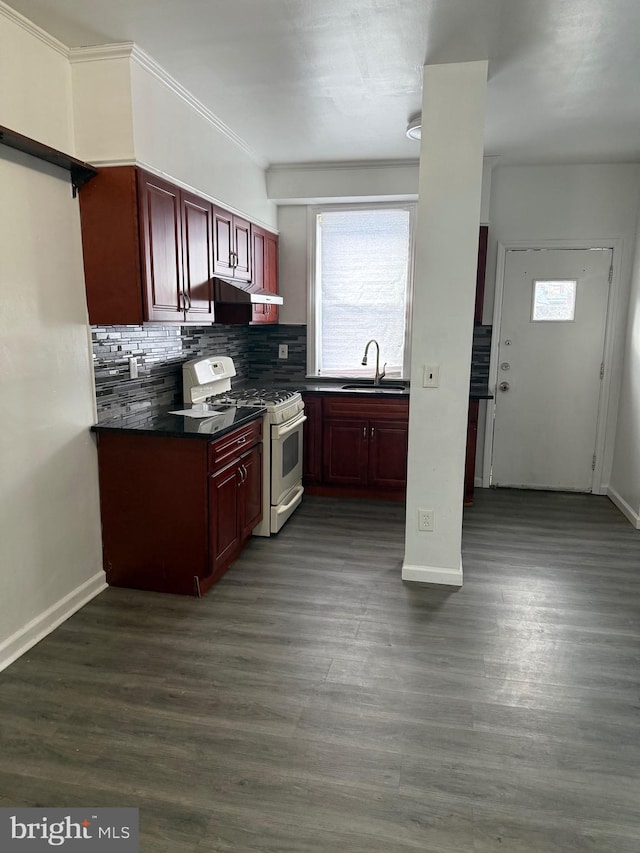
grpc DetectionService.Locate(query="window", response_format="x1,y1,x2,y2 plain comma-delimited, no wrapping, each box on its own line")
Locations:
309,205,414,378
532,279,577,322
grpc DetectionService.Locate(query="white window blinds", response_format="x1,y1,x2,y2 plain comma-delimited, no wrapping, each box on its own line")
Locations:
314,208,412,377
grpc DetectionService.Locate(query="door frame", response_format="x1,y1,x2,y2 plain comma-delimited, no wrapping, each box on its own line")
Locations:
482,238,624,495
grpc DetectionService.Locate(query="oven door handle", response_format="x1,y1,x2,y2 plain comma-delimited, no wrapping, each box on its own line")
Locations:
272,412,306,440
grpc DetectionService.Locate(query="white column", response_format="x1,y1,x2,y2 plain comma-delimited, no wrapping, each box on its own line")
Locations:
402,61,488,586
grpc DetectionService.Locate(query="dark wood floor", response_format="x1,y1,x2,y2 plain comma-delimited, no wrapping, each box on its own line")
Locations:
1,490,639,852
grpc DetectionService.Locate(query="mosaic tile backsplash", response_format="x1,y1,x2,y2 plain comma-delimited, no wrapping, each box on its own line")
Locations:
92,324,308,418
471,325,492,388
92,322,490,418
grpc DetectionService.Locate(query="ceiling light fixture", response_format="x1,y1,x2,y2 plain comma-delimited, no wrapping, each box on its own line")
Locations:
406,115,422,141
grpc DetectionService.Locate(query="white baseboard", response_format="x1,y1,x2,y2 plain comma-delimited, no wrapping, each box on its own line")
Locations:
474,476,484,487
401,561,463,586
0,571,107,674
607,487,640,529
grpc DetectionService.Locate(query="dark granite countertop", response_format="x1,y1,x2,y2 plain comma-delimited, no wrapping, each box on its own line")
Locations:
300,381,410,398
91,405,266,441
278,379,492,400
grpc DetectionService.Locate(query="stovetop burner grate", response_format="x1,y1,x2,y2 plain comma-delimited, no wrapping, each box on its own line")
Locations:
209,387,299,408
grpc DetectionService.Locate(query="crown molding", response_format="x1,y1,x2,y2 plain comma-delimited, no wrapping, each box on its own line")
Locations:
68,42,135,64
130,45,267,169
0,0,68,57
68,42,267,169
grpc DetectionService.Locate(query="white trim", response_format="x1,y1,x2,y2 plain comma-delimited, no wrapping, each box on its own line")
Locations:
307,201,416,379
483,239,623,495
68,42,134,63
401,561,463,587
130,46,265,166
0,572,107,674
68,42,267,169
269,159,420,173
0,0,69,57
607,487,640,529
87,157,137,168
306,206,318,376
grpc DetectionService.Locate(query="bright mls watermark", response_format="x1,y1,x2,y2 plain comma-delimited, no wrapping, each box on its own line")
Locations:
0,809,138,850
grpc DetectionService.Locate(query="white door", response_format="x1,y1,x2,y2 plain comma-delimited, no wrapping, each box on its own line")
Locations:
492,248,612,491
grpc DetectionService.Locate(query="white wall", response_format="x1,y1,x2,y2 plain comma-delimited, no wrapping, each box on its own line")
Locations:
609,204,640,526
70,45,277,231
268,161,421,205
0,4,105,672
277,206,309,325
0,3,72,150
71,48,135,163
485,164,640,490
402,61,487,586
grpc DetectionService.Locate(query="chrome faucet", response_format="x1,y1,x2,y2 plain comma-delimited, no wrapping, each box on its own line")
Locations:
361,339,386,385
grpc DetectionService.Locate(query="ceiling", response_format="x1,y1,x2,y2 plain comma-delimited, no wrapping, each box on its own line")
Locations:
7,0,640,166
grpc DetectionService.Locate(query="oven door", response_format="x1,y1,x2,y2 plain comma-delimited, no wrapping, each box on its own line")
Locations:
270,411,306,507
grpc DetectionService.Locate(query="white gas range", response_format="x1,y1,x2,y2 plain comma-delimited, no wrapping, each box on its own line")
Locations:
182,356,306,536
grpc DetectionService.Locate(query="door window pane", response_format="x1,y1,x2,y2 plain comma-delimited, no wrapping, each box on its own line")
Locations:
532,280,577,321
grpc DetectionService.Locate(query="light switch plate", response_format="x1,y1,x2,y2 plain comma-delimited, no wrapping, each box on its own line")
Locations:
278,344,288,359
423,364,439,388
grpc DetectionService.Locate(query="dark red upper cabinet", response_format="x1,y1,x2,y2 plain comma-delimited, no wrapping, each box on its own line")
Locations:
138,171,184,323
213,205,252,282
251,224,279,325
181,190,215,322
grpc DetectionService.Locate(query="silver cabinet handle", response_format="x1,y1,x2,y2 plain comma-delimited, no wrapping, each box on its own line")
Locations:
184,291,192,311
370,426,375,439
237,436,246,444
363,425,367,439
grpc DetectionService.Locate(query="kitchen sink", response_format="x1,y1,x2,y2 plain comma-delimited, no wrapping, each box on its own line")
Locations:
341,383,408,393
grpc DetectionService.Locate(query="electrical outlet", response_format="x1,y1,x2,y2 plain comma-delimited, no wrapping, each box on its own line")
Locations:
423,364,440,388
278,344,289,359
418,508,434,532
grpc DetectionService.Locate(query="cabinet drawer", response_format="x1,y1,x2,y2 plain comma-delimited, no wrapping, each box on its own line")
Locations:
323,395,409,421
208,418,263,471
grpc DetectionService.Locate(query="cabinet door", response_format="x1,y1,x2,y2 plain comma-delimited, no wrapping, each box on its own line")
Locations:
233,216,252,281
181,191,215,322
238,444,263,540
323,419,369,486
209,462,240,575
250,227,266,324
263,230,279,323
251,226,279,324
368,420,408,489
303,396,322,484
138,172,184,322
212,206,234,277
